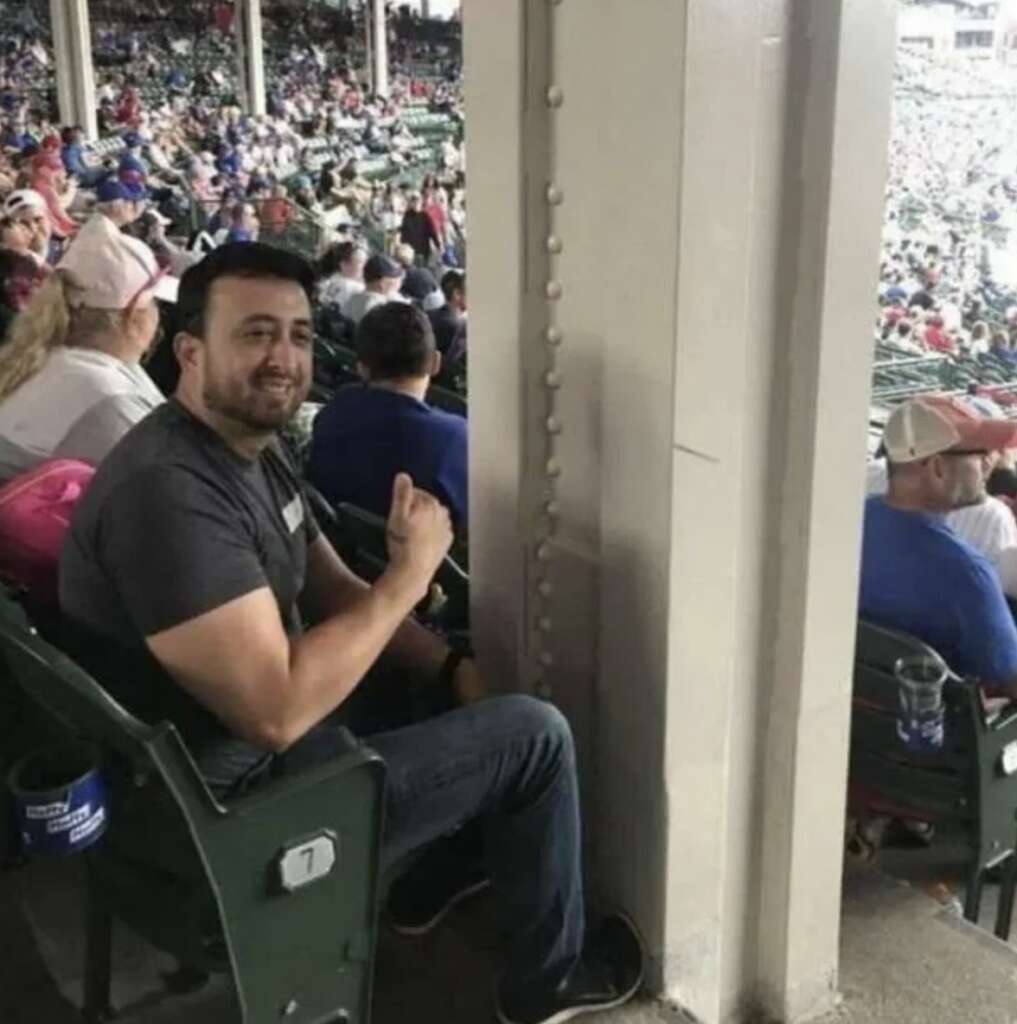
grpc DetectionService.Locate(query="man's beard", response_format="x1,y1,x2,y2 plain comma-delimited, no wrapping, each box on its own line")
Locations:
203,370,308,432
949,485,986,511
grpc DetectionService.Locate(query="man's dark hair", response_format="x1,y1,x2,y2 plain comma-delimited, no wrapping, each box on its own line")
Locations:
176,242,316,336
355,302,435,380
440,268,465,301
318,240,360,279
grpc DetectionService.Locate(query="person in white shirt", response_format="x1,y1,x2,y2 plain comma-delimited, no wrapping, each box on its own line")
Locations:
343,253,405,324
0,212,177,483
317,241,366,310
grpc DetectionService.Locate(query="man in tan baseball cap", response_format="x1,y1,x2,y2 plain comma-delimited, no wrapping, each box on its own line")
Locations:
881,395,1017,511
859,394,1017,698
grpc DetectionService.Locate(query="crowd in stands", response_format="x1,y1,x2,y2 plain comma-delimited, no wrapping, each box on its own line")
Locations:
0,0,469,486
873,48,1017,401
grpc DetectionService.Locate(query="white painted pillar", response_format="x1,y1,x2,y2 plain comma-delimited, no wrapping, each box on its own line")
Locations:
372,0,390,98
466,0,895,1021
754,1,897,1019
421,0,431,19
363,0,374,95
49,0,97,139
236,0,266,117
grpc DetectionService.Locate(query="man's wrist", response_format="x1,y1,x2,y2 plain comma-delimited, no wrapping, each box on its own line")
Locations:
378,558,431,607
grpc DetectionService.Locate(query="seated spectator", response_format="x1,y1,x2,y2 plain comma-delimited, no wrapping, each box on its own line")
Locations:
0,212,175,483
225,201,260,243
60,125,105,188
5,188,54,265
428,268,467,369
394,242,441,311
260,182,294,236
291,174,324,218
59,242,642,1024
29,143,78,239
343,252,404,324
0,245,48,342
317,240,365,310
308,302,468,527
860,396,1017,694
865,442,1017,578
93,176,149,229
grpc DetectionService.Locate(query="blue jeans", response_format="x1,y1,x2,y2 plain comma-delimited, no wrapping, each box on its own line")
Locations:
281,694,585,996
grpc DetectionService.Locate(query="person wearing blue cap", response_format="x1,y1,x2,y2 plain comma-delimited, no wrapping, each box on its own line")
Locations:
343,252,405,324
95,177,148,228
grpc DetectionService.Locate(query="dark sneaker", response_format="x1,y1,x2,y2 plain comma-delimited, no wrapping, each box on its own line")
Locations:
386,841,491,936
496,913,644,1024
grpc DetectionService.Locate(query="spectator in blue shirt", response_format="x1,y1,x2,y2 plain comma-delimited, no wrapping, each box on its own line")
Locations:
119,132,149,177
60,126,105,187
224,202,260,244
860,395,1017,693
308,302,468,529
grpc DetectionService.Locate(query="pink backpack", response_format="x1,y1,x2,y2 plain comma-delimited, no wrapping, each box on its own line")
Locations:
0,459,95,603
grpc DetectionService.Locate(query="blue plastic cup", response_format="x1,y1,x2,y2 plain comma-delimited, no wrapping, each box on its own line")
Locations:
7,743,108,857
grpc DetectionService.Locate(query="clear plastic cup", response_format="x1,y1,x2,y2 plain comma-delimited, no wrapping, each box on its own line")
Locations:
894,653,948,752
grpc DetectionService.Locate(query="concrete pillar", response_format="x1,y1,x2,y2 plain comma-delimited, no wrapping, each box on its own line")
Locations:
465,0,895,1021
236,0,266,117
421,0,431,19
754,1,897,1018
363,0,374,95
372,0,390,98
49,0,97,139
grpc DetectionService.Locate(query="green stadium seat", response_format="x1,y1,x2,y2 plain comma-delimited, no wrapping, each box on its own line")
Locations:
850,620,1017,939
0,589,386,1024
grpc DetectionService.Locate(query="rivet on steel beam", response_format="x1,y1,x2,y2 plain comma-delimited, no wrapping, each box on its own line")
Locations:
547,86,564,108
546,281,563,301
537,579,554,598
545,370,562,389
539,651,555,668
538,616,553,633
545,326,563,346
537,682,554,700
536,543,553,562
546,459,562,478
546,184,564,205
547,235,564,254
546,416,563,435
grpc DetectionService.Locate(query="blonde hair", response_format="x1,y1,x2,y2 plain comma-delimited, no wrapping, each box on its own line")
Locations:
0,272,123,402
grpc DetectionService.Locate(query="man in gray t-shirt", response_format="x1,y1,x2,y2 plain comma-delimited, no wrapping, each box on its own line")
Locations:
59,243,641,1024
60,398,315,787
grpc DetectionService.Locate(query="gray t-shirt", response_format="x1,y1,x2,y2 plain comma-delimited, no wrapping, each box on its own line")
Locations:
59,400,319,791
0,348,164,483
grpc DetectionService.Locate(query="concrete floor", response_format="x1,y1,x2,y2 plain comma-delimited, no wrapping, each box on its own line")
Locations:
2,847,1017,1024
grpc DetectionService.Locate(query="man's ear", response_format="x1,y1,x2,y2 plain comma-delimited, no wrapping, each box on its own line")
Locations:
174,331,202,370
431,350,442,378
